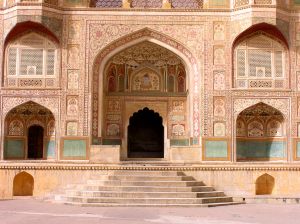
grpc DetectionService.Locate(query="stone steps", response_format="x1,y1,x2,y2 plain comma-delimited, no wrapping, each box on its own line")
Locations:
60,201,243,207
63,196,234,204
88,175,194,181
83,185,215,192
52,170,242,207
66,190,225,198
86,180,205,187
109,171,183,176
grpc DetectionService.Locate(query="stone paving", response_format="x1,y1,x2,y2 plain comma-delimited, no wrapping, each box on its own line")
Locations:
0,199,300,224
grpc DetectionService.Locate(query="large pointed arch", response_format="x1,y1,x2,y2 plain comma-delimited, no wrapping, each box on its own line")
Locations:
91,28,200,142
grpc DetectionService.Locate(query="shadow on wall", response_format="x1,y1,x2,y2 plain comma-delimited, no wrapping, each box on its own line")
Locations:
255,173,275,195
13,172,34,196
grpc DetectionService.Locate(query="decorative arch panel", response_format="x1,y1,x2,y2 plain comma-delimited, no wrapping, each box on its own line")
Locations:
102,40,188,145
92,28,200,144
4,101,56,160
236,103,287,161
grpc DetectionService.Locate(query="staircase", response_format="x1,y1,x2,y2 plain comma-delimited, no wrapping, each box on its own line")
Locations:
53,170,242,207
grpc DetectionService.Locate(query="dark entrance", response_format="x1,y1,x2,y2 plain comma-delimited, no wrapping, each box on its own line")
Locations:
27,125,44,159
128,108,164,158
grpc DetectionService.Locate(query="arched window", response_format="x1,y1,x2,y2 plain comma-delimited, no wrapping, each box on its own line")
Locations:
234,33,287,89
5,32,59,88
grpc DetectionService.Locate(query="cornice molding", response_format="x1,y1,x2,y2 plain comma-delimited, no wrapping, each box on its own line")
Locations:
1,163,300,171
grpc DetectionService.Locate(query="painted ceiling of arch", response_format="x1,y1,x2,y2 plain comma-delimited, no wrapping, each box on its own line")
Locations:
110,41,183,67
106,41,186,93
8,102,54,117
238,103,283,118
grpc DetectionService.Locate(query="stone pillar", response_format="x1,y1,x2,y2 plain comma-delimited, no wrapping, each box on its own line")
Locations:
122,0,131,8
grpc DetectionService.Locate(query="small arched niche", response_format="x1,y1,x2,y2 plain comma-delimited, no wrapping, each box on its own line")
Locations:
13,172,34,196
4,101,55,160
255,173,275,195
236,103,286,161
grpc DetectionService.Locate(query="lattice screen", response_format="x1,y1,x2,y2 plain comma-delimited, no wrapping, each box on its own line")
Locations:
171,0,201,8
47,50,55,76
94,0,122,7
235,34,286,89
237,50,246,77
8,48,17,76
20,49,43,75
6,33,58,88
275,51,283,78
248,49,271,77
131,0,162,8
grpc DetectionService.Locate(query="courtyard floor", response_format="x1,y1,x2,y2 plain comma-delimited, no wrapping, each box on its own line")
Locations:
0,199,299,224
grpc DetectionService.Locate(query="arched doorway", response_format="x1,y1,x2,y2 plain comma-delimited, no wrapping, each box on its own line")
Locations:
28,125,44,159
98,40,189,159
128,108,164,158
13,172,34,196
4,101,55,160
255,173,275,195
236,103,286,161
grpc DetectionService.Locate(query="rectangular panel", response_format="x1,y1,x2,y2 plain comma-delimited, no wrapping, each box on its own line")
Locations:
46,140,56,158
61,137,89,160
210,0,227,7
102,139,122,145
237,140,286,160
297,142,300,158
170,139,189,146
203,138,231,161
4,139,25,159
293,139,300,160
205,141,228,158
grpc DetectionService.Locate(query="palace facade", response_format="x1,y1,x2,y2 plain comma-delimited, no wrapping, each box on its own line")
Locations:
1,0,300,199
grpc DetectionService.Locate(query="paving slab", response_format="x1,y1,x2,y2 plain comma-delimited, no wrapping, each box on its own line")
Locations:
0,199,300,224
